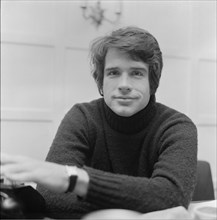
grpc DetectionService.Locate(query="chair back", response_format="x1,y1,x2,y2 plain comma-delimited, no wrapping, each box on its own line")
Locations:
192,160,215,201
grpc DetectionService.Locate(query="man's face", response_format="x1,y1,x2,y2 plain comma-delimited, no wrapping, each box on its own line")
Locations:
103,48,150,117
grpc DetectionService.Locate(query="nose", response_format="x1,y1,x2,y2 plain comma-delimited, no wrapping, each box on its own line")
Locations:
118,74,132,94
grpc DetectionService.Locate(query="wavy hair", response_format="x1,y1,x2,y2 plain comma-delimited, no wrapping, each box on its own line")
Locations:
89,26,163,95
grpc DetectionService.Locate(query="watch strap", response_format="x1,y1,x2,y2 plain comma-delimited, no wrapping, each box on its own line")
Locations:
65,165,78,193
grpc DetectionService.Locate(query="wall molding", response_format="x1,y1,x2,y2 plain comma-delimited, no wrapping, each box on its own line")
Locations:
198,58,217,63
196,114,216,126
65,45,89,51
1,32,55,47
1,108,53,122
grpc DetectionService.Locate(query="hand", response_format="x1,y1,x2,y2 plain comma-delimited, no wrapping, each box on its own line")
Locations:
1,153,69,193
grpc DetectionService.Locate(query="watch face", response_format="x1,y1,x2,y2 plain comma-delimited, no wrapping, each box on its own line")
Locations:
65,165,78,176
65,166,78,193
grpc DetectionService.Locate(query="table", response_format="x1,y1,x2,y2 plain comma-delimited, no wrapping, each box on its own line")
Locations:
81,200,217,219
188,200,217,219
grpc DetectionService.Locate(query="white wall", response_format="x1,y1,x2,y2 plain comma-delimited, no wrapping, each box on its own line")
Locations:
1,0,216,192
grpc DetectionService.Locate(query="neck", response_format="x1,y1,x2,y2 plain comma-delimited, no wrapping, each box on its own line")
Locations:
104,95,156,134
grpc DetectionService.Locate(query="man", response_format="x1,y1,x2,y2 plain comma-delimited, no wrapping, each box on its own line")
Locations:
1,26,197,219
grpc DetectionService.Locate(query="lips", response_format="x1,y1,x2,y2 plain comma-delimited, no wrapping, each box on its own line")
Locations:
114,96,136,100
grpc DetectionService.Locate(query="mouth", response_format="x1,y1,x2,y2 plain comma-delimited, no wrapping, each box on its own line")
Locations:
114,96,137,100
113,96,138,105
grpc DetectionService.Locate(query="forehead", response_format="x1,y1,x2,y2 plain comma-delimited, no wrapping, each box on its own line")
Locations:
105,48,148,69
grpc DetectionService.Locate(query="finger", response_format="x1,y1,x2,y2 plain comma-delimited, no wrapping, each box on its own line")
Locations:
4,172,34,183
1,163,33,177
1,153,12,164
1,153,24,164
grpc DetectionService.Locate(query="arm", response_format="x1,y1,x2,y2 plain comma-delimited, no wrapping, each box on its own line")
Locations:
0,153,88,197
41,105,197,213
1,104,197,215
0,104,92,218
82,118,197,212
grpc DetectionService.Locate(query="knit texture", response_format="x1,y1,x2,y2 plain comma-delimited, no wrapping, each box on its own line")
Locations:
37,95,197,219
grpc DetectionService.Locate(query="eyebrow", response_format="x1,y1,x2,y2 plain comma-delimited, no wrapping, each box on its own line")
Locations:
104,67,148,72
130,67,148,72
104,67,118,72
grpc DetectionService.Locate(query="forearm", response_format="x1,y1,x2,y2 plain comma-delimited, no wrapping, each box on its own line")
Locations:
84,166,186,213
42,164,90,197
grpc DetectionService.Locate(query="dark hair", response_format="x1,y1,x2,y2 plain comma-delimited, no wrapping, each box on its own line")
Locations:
89,26,163,95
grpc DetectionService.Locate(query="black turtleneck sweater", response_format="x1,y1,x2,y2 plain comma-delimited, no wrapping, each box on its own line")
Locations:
37,95,197,219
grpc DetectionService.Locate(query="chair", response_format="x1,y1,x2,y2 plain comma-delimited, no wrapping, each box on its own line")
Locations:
192,160,215,201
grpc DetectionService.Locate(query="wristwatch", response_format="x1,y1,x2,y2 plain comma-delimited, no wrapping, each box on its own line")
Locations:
65,165,78,193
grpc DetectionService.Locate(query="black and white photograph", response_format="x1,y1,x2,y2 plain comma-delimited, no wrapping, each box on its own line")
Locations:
1,0,216,219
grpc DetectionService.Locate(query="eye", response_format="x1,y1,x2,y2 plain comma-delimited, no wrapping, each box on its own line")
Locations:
107,70,119,76
132,71,144,77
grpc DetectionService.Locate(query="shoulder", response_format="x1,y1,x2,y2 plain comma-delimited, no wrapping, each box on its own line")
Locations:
153,101,197,137
153,102,197,154
59,98,105,132
155,102,195,125
55,98,104,140
66,98,104,118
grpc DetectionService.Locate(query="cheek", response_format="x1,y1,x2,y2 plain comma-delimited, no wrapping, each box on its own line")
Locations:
136,81,150,95
144,85,150,96
103,80,114,95
102,82,110,103
103,84,113,107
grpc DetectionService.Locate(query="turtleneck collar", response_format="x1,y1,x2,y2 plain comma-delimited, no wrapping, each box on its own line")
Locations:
103,95,156,134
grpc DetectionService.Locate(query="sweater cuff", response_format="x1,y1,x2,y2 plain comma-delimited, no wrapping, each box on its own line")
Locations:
83,166,123,208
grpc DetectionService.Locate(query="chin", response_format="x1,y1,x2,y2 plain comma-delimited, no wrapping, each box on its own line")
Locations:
114,109,135,117
119,113,133,117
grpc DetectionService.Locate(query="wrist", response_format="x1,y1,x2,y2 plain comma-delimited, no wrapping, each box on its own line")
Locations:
74,167,89,197
65,165,78,193
64,165,89,197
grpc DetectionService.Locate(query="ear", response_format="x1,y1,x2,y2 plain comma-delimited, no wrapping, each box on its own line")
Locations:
99,88,103,96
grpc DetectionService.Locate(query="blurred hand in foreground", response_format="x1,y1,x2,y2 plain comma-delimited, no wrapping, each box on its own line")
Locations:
0,153,68,193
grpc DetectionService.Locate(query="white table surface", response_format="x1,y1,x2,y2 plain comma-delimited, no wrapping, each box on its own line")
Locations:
188,200,217,219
